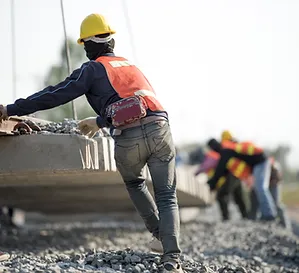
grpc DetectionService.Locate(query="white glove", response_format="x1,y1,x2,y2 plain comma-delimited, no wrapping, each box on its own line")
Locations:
78,117,99,138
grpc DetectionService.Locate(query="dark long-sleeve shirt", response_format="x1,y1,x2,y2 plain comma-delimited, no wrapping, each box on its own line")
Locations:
207,149,266,189
7,53,167,128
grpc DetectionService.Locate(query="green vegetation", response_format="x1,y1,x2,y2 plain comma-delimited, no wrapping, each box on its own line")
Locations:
35,38,96,121
282,185,299,207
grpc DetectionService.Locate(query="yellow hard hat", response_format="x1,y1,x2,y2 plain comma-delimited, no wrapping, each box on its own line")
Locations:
77,13,116,45
221,130,233,141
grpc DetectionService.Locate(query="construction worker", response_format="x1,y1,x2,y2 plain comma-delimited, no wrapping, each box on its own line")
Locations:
0,14,183,272
268,159,291,229
221,130,234,142
207,138,277,221
248,158,292,229
220,131,289,225
195,147,249,221
220,131,250,220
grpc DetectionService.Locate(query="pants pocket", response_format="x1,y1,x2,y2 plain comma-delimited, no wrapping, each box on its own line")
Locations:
114,143,141,167
152,124,176,162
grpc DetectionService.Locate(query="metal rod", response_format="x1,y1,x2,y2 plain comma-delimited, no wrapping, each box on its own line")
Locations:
122,0,139,65
60,0,77,120
11,0,17,101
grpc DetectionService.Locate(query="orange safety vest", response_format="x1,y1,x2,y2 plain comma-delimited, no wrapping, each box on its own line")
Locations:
206,150,220,160
222,140,263,155
226,158,252,180
205,146,253,184
96,56,164,112
221,140,260,180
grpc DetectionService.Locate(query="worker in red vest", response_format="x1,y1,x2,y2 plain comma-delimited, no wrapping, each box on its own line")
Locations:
0,14,183,273
207,138,277,221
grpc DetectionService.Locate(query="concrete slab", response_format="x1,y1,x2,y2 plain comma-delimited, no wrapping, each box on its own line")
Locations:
0,134,99,172
0,133,212,214
176,166,212,204
94,137,110,171
107,137,117,171
0,182,208,214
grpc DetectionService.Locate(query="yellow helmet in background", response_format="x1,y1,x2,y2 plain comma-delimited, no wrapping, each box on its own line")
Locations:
221,130,233,142
77,13,116,45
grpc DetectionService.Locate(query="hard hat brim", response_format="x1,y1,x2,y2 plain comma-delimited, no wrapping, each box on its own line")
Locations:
77,38,84,45
77,30,116,45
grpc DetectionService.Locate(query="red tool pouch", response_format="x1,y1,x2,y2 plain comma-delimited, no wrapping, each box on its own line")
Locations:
106,96,148,127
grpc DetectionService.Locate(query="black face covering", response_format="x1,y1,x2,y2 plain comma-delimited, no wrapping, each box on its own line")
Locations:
84,38,115,60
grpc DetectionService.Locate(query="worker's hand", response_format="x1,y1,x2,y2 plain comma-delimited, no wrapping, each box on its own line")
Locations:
78,117,99,138
0,105,8,123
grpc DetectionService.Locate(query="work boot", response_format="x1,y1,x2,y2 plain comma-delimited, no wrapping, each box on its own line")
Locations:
149,237,163,253
0,251,10,262
163,260,185,273
260,215,276,222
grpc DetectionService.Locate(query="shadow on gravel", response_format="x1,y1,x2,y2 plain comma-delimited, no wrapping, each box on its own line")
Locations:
203,246,299,269
0,220,149,254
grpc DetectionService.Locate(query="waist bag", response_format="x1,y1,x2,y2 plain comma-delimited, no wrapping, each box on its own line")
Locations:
106,96,148,127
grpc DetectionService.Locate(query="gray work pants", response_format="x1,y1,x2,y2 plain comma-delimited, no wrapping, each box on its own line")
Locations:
217,174,249,221
113,118,181,262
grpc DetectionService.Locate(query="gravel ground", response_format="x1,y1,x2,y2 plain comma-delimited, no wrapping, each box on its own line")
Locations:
6,121,299,272
0,209,298,273
36,119,110,137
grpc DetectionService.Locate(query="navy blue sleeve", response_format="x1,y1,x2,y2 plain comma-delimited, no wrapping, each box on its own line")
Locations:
207,150,233,189
7,62,94,117
96,115,109,128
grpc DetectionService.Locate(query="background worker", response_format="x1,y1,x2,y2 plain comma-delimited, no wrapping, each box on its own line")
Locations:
248,158,292,229
0,13,183,273
220,131,251,219
221,130,237,143
220,131,290,226
195,148,249,221
207,138,277,221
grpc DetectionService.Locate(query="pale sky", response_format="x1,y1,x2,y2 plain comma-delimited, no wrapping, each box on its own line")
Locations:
0,0,298,167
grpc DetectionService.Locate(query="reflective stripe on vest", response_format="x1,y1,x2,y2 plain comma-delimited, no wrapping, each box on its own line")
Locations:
222,140,263,155
96,56,164,111
226,158,252,180
207,168,226,189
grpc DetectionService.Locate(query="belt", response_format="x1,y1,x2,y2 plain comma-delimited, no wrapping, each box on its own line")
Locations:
111,115,167,136
118,115,167,130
